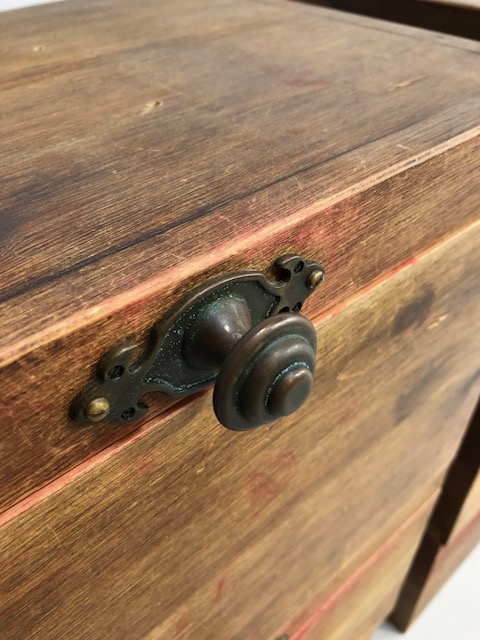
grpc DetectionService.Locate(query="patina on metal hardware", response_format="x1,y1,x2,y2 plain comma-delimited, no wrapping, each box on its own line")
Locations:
71,254,325,431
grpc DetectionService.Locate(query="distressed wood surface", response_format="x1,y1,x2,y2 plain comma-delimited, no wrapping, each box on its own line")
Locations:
390,399,480,629
391,509,480,631
293,493,438,640
1,0,480,511
2,0,479,353
424,0,480,8
430,398,480,543
450,470,480,539
308,0,480,40
1,222,479,640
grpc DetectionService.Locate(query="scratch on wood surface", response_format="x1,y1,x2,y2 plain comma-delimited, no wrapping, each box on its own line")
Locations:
16,424,33,448
427,314,449,330
47,524,61,544
337,369,366,381
141,100,164,115
390,77,425,90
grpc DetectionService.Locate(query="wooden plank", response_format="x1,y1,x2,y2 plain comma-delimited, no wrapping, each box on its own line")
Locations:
1,135,479,513
305,0,480,40
2,0,479,353
451,471,480,538
390,509,480,630
1,223,479,640
430,399,480,543
389,399,480,629
288,493,438,639
1,0,480,510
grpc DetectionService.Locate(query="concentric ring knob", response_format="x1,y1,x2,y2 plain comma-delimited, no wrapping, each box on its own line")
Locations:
214,314,317,430
184,296,317,431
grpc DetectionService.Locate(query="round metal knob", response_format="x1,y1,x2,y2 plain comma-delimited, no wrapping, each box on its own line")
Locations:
213,313,317,431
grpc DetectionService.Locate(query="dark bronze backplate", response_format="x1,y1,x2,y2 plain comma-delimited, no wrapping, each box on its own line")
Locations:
71,254,325,426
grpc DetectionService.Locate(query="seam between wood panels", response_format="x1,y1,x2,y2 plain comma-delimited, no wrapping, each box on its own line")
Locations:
1,126,479,367
390,493,480,628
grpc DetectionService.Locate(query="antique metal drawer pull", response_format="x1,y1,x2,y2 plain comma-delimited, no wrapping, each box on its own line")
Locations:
72,254,325,431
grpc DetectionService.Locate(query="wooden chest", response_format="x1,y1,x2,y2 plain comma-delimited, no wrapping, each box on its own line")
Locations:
1,1,479,638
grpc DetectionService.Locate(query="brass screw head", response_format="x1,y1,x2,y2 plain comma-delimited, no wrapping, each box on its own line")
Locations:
85,397,110,422
307,269,325,289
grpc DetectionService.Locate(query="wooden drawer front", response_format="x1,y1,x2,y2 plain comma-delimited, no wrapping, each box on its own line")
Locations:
1,222,479,640
391,510,480,631
2,0,480,514
288,493,439,640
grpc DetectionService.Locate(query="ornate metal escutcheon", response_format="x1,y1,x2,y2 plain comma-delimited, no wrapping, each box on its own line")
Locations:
71,254,325,431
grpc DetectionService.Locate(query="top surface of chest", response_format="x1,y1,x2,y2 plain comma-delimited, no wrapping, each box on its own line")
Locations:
1,0,480,355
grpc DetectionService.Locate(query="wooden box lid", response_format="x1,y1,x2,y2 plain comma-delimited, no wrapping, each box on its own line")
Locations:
1,0,479,510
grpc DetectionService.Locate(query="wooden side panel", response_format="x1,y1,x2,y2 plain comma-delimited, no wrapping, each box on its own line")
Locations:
451,472,480,539
391,511,480,630
390,399,480,629
438,401,480,541
1,223,479,640
305,0,480,40
427,399,480,545
290,493,439,640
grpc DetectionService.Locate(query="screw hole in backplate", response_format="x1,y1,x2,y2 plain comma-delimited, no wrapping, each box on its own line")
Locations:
121,407,136,421
108,365,124,380
294,260,304,274
292,302,302,312
279,306,290,313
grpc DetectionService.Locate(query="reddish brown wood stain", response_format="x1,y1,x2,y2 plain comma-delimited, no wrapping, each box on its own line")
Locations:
1,223,479,639
215,576,226,601
246,451,297,513
1,1,480,639
285,493,440,639
1,0,480,514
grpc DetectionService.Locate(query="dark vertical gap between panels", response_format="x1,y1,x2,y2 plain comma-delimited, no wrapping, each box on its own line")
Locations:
388,396,480,630
295,1,480,41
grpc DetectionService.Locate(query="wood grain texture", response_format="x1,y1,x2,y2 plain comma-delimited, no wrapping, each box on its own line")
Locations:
1,222,479,640
291,493,439,640
430,398,480,544
450,469,480,539
391,509,480,631
1,0,480,510
2,0,479,353
390,399,480,629
424,0,480,9
306,0,480,40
